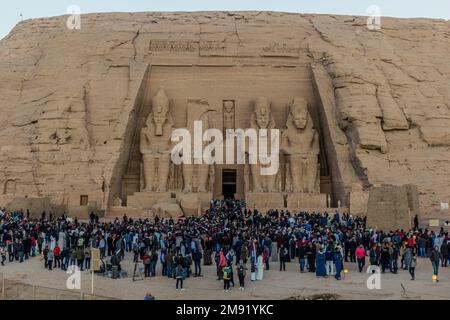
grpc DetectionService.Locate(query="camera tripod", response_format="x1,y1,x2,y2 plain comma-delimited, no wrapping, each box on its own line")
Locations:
132,260,144,282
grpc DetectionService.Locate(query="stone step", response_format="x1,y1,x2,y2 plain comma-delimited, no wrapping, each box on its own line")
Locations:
127,191,176,210
106,206,154,218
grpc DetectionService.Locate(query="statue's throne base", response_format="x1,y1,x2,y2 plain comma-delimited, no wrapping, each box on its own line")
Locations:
127,191,174,210
245,192,285,211
286,192,327,211
245,192,328,213
126,190,212,217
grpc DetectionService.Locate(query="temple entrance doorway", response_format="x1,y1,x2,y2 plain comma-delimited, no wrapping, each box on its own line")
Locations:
222,169,237,199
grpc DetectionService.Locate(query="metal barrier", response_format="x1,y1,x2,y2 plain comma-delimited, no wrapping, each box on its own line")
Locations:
0,274,118,300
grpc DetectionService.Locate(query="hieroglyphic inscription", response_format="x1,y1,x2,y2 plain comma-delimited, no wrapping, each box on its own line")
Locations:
149,40,198,53
149,40,299,58
261,42,300,58
149,40,226,53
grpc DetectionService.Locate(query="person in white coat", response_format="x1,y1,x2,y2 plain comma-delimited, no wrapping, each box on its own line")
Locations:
435,234,444,251
50,235,56,251
256,253,264,280
58,231,66,250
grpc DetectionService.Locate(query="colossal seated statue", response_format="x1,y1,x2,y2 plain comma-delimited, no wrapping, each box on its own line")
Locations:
281,97,320,193
140,88,174,192
247,97,279,193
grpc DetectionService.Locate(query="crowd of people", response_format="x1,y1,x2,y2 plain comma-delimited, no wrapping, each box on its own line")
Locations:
0,199,449,293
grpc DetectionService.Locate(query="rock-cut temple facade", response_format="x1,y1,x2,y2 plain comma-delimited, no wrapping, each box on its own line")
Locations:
1,12,450,229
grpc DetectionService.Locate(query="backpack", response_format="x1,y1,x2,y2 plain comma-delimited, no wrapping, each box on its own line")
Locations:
176,265,184,278
223,267,231,280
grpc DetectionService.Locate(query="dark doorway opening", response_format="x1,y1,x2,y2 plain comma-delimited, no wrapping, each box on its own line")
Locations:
222,169,237,199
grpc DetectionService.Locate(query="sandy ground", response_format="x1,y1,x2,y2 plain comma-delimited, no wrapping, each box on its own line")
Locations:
0,250,449,300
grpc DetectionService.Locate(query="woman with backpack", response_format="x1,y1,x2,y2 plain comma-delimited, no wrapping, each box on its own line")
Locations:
175,263,185,291
223,264,232,292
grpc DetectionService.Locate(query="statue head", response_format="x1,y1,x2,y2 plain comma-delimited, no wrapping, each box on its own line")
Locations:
150,88,170,135
223,100,234,112
254,97,272,129
289,97,309,129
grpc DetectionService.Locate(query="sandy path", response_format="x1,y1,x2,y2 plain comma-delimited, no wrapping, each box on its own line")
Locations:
1,251,449,300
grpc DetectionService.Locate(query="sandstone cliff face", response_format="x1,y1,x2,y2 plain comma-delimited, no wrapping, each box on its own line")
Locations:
0,12,449,215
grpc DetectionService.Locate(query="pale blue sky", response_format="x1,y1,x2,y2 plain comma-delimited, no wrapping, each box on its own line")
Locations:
2,0,449,39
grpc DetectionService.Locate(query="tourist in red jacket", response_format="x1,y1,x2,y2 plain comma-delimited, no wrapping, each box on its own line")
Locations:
30,236,36,257
53,245,61,269
355,245,366,272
